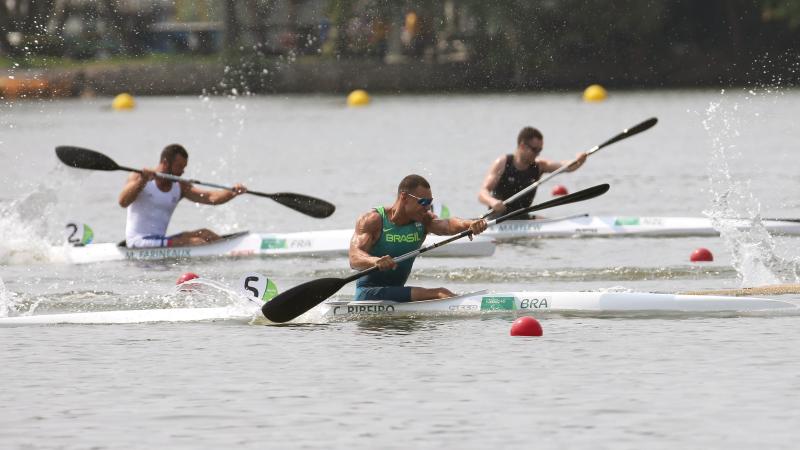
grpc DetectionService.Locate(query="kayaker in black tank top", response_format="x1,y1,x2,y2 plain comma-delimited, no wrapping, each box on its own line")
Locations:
478,126,588,218
492,154,542,213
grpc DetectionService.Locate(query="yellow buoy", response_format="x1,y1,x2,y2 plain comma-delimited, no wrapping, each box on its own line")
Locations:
347,89,370,107
582,84,608,102
112,93,136,110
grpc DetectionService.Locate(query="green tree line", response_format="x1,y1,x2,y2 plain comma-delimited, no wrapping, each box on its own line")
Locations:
2,0,799,87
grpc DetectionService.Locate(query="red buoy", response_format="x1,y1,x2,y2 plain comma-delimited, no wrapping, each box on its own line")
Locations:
690,248,713,262
510,316,543,336
176,272,200,285
551,185,568,196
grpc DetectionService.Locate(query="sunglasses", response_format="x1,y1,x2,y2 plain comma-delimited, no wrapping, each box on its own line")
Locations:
403,191,433,207
524,142,542,153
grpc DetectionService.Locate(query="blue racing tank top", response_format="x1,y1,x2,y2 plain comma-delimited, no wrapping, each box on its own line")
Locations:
356,206,426,289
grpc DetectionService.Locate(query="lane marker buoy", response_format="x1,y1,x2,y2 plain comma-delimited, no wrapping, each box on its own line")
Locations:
551,185,568,196
690,247,713,262
583,84,608,102
112,93,136,110
510,316,543,337
176,272,199,285
347,89,370,107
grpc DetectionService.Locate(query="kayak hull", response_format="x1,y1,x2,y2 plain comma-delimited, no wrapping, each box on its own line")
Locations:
484,214,800,239
0,307,251,325
317,290,797,319
2,290,794,325
60,230,495,264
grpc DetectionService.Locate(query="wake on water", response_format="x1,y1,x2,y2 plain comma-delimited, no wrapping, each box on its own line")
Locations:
0,276,260,321
702,88,800,286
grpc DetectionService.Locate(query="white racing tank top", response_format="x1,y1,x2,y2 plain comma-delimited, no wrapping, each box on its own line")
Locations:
125,180,181,244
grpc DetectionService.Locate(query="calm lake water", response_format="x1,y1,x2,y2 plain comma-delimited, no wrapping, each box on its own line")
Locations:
1,89,799,449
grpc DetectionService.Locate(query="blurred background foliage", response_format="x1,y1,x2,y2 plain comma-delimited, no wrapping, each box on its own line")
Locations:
2,0,798,88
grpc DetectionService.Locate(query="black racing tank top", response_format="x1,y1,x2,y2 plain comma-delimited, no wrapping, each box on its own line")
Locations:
491,154,542,212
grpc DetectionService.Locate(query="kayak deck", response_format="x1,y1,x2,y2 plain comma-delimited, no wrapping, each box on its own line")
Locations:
60,229,495,264
4,291,795,326
483,214,800,240
316,290,798,319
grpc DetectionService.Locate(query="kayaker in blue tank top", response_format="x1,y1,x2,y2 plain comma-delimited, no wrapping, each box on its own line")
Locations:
478,126,588,218
350,174,488,302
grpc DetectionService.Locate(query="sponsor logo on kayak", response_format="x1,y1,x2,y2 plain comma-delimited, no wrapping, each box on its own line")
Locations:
332,304,396,315
125,248,191,260
519,297,549,309
480,296,515,310
261,238,288,249
449,304,479,311
287,239,312,249
385,232,422,243
640,217,664,226
614,217,641,226
496,223,541,231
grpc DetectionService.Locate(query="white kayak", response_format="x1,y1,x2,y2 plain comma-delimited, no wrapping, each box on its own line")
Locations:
59,230,496,264
2,290,794,325
317,290,797,319
483,214,800,240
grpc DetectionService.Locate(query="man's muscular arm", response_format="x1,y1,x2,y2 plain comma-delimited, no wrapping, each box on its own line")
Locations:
118,169,155,207
478,155,507,213
349,211,396,271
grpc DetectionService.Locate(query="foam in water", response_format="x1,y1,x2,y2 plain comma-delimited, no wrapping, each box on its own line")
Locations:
0,277,261,324
0,187,66,265
0,277,43,317
172,277,262,312
0,277,8,317
702,88,799,286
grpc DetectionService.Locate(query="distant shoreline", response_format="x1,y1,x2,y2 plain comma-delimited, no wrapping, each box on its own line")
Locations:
2,57,797,99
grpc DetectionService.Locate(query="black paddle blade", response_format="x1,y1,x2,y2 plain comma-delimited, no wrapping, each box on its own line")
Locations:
600,117,658,149
262,277,348,323
56,146,120,171
499,183,610,222
251,192,336,219
527,183,609,213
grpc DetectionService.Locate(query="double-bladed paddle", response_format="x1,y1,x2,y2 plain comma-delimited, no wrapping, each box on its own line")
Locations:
262,183,610,323
55,146,336,218
481,117,657,219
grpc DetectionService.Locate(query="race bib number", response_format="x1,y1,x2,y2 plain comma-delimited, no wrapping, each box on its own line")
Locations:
65,222,94,246
238,273,279,302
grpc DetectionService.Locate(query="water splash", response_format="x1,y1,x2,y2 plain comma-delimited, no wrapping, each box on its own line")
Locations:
702,89,799,285
191,88,252,233
0,277,8,317
0,277,46,317
0,187,64,264
1,277,260,320
171,277,260,311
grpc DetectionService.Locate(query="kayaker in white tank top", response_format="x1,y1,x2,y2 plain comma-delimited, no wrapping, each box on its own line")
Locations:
118,144,247,248
125,180,181,247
